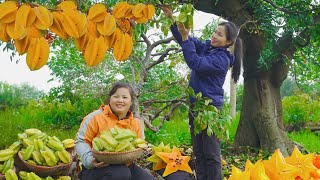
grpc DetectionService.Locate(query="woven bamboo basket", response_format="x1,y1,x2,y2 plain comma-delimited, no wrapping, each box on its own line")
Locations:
92,148,143,164
17,151,72,177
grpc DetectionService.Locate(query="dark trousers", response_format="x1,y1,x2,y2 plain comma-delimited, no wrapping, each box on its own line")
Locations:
189,106,222,180
79,163,155,180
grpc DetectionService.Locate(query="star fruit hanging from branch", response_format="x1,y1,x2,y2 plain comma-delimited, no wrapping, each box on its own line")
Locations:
0,1,156,70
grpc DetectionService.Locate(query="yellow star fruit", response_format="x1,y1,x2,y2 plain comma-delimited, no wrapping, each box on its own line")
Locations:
249,160,270,180
285,146,318,180
263,149,300,180
146,142,172,170
157,146,193,177
228,165,250,180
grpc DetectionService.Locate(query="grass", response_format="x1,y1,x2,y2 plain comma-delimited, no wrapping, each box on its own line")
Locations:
0,108,78,149
288,130,320,154
227,112,240,142
145,117,192,147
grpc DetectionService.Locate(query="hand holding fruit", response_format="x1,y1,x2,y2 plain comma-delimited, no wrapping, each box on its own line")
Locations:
161,5,174,21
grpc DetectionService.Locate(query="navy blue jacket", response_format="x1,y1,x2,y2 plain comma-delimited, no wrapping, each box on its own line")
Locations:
170,24,234,106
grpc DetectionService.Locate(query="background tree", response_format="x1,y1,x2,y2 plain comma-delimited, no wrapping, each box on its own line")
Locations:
193,0,320,154
0,81,44,109
280,77,297,98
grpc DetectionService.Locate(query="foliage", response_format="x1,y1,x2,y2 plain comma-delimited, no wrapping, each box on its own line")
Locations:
236,84,244,112
198,18,224,41
282,91,320,126
227,112,240,142
0,81,44,109
19,97,102,128
248,0,320,86
145,106,191,146
280,77,298,98
190,89,232,141
0,108,78,149
290,41,320,93
288,130,320,154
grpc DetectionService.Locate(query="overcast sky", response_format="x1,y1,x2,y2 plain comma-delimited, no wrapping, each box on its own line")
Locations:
0,10,239,95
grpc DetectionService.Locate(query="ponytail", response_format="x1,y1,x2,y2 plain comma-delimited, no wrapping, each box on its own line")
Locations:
231,37,243,83
219,21,243,83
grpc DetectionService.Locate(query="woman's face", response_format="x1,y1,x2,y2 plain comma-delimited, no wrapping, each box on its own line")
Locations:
211,25,232,48
110,87,132,118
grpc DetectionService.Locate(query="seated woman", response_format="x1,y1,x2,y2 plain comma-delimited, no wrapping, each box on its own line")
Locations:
75,81,155,180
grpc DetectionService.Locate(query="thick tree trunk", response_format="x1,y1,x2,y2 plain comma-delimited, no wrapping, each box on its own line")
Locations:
234,77,294,155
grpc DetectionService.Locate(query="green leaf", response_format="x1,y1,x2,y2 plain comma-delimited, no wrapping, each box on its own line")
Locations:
176,13,188,23
207,127,213,136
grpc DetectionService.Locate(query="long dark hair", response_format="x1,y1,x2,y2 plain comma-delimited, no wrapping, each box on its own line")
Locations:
105,81,136,111
219,21,243,83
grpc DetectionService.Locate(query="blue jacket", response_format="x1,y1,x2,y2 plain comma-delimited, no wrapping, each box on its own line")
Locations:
170,24,234,106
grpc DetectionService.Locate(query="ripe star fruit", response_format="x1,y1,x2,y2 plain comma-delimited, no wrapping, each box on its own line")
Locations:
146,142,172,171
263,149,300,180
285,146,319,180
156,146,192,177
228,165,250,180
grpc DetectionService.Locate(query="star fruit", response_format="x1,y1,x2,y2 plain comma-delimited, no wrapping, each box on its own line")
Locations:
228,165,250,180
285,146,319,180
263,149,300,180
146,142,172,170
156,146,193,177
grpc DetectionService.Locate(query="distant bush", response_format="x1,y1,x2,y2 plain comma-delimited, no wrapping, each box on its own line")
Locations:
282,91,320,127
0,81,44,109
19,97,102,128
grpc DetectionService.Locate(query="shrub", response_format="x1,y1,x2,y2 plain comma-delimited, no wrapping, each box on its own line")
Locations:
18,97,102,128
282,91,320,126
0,81,44,109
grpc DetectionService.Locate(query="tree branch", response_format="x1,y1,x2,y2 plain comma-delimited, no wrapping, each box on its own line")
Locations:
140,33,151,47
150,36,176,50
270,11,320,87
142,102,185,132
147,47,181,70
141,98,188,105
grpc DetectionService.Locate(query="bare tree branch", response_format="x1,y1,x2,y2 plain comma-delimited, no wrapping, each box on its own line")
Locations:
140,33,151,47
163,102,184,121
150,36,176,49
142,102,185,132
141,98,188,105
147,48,181,70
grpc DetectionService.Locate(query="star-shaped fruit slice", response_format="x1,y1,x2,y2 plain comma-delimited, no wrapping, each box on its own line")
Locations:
263,149,300,180
285,146,318,180
157,146,192,177
249,160,270,180
228,165,250,180
146,142,172,170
